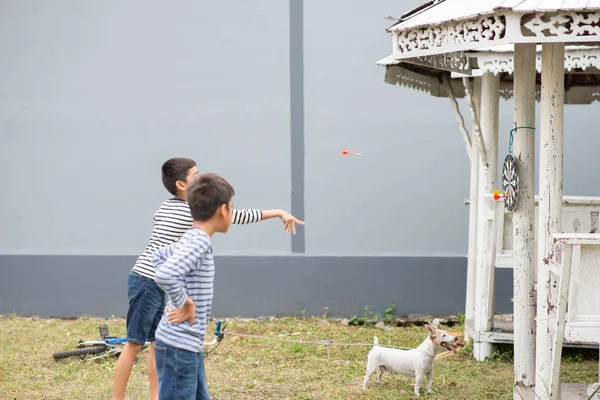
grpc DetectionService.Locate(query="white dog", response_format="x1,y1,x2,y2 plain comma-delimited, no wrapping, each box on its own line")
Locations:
362,323,464,396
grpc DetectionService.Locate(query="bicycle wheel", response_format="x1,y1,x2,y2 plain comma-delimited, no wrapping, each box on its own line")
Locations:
53,345,108,360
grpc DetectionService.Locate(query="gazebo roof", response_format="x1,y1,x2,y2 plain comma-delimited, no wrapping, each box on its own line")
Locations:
390,0,600,31
387,0,600,60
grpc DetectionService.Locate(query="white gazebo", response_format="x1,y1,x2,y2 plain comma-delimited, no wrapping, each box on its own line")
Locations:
380,1,600,399
379,43,600,355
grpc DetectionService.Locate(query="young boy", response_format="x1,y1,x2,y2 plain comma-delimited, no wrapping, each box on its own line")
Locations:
153,173,233,399
112,157,303,400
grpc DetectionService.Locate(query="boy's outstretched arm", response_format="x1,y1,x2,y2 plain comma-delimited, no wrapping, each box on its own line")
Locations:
232,209,305,234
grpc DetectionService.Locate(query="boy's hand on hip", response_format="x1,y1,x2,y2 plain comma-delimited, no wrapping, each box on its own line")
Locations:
279,211,305,235
167,297,196,325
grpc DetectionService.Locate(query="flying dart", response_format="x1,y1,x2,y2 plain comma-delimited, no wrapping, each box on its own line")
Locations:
340,150,362,156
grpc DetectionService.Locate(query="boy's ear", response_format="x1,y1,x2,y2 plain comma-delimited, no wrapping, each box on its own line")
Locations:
220,203,229,216
175,180,186,192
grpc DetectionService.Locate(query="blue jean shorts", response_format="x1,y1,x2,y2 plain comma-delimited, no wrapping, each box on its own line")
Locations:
155,340,210,400
126,272,166,345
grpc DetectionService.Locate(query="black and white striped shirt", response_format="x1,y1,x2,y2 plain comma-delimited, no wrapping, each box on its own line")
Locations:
131,198,261,280
154,228,214,353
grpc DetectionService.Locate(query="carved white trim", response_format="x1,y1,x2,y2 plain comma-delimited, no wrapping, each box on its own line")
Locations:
381,64,600,104
563,49,600,71
496,87,541,102
521,11,600,38
391,11,600,59
386,73,435,94
476,48,600,75
394,14,507,57
384,65,442,96
478,55,514,75
404,51,472,74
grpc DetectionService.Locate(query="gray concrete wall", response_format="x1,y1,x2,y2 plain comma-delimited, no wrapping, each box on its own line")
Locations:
0,0,291,256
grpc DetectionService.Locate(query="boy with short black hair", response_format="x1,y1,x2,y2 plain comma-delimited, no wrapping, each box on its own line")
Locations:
112,158,304,400
161,157,198,196
153,173,234,399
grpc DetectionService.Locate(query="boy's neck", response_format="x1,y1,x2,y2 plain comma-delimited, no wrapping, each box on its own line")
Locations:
193,220,217,237
175,192,187,201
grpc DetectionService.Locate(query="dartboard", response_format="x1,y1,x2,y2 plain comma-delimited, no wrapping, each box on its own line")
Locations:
502,154,518,212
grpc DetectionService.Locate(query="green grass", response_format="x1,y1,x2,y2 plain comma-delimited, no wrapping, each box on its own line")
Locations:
0,315,597,399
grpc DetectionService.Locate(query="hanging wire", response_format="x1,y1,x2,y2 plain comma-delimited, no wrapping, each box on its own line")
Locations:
222,331,412,350
508,126,536,153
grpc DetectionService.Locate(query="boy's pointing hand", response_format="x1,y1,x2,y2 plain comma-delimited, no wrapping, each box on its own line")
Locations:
279,211,305,235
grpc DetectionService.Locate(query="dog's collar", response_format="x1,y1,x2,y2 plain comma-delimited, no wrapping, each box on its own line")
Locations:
416,348,435,358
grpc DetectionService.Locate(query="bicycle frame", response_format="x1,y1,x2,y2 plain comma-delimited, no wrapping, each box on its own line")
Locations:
77,337,150,361
80,320,225,361
203,320,225,348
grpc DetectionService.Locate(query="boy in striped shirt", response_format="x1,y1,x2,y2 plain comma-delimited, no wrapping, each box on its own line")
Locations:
112,158,304,400
154,173,233,399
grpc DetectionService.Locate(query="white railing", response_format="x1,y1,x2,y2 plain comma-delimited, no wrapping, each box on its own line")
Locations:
466,196,600,360
548,233,600,400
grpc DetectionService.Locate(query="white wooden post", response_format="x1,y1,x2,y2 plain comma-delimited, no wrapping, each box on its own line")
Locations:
536,43,565,400
473,73,499,361
464,77,481,342
512,43,537,391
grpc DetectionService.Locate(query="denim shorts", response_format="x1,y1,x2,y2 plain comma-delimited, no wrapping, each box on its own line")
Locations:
126,272,166,345
155,339,210,400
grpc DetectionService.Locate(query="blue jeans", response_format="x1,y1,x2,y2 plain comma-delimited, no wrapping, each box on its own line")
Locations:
155,340,210,400
126,272,166,344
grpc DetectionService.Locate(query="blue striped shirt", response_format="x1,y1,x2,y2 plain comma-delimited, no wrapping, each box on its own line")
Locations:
154,228,215,353
131,198,261,280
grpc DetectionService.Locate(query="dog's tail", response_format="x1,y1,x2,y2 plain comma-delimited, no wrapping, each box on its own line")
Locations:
373,336,379,346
